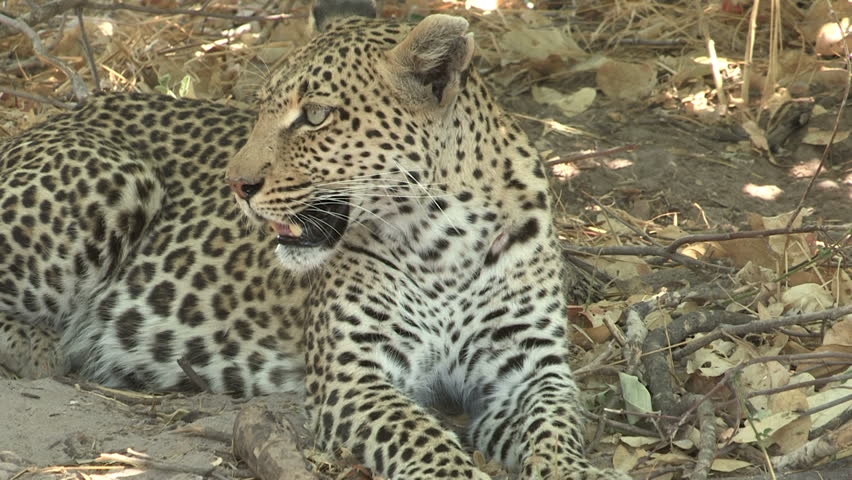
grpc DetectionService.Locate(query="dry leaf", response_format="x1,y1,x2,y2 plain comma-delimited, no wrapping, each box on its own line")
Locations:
531,86,596,118
686,344,736,377
731,410,798,444
808,384,852,431
596,61,657,100
620,436,659,447
741,120,769,151
612,444,644,472
801,128,851,145
711,459,752,472
781,283,834,313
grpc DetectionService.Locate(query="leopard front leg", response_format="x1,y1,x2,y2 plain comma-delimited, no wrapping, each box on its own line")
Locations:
467,337,631,480
0,314,65,378
305,351,490,479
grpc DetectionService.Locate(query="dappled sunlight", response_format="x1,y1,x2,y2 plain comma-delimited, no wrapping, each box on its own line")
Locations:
788,158,822,178
464,0,498,11
743,183,783,201
817,179,840,190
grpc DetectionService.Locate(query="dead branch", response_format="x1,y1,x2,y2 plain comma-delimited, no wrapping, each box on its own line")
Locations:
545,143,639,166
581,410,658,437
53,376,166,405
0,12,87,100
233,402,318,480
98,449,232,479
564,244,735,272
663,226,826,253
811,399,852,438
642,310,753,416
746,372,852,399
672,305,852,360
76,8,99,90
674,353,852,434
771,420,852,472
687,393,717,480
177,356,211,393
0,85,74,108
0,0,85,38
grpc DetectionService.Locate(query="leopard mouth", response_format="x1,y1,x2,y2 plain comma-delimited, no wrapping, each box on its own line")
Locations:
270,195,350,248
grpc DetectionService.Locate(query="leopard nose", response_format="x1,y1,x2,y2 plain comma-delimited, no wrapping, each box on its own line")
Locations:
228,179,264,199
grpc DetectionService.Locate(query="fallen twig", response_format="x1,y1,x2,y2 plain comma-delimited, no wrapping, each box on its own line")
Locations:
0,84,74,108
688,393,717,480
99,449,231,479
545,143,639,166
233,402,316,480
0,12,88,100
76,7,100,91
564,244,735,272
663,226,826,253
177,356,211,393
673,305,852,360
771,420,852,472
53,376,165,405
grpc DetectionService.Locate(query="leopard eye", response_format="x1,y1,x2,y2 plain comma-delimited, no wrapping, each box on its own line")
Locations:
303,104,334,127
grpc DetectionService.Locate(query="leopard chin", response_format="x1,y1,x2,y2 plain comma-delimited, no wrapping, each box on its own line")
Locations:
274,241,339,272
268,194,350,272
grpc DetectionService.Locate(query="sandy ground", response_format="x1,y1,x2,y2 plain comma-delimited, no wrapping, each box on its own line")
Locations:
0,378,307,479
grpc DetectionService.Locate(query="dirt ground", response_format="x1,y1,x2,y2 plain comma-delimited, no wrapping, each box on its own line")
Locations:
0,378,311,480
514,86,852,229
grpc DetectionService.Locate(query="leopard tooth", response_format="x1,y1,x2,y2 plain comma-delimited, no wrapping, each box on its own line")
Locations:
289,223,303,237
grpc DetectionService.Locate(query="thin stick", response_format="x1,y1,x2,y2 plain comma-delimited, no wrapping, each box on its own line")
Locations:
664,225,825,252
76,7,100,90
741,0,760,107
0,12,88,100
545,144,639,166
177,356,211,393
564,244,735,272
0,84,74,108
673,305,852,360
697,0,727,116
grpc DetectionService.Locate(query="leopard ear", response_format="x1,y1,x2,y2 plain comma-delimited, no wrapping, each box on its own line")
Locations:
310,0,377,34
383,14,475,110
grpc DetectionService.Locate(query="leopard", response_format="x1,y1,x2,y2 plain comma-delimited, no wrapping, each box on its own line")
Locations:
0,0,630,479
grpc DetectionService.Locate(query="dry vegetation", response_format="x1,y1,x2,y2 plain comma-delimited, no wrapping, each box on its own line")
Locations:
1,0,851,479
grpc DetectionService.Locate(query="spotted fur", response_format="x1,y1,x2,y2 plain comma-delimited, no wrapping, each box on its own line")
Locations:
0,3,628,479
